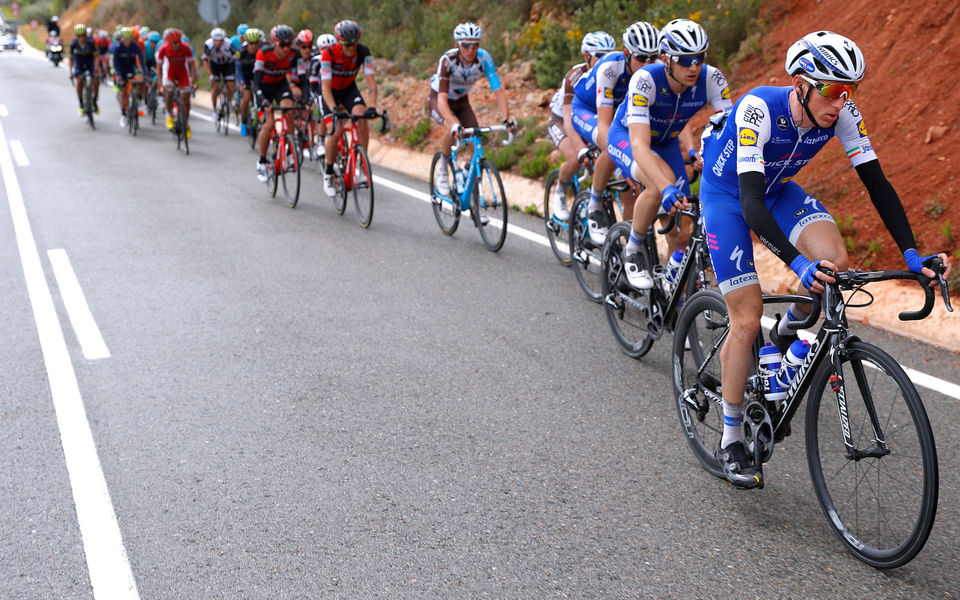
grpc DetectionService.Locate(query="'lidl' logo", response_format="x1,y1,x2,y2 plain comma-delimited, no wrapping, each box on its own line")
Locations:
604,88,613,99
858,120,868,137
739,128,758,146
632,94,648,107
721,86,731,100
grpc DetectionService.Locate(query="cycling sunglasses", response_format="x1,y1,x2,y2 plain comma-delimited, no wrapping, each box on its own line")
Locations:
632,53,658,63
799,74,857,101
671,53,705,67
277,41,292,48
459,42,479,49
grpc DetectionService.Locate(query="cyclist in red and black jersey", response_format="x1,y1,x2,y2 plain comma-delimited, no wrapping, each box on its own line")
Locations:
252,24,308,182
319,20,379,197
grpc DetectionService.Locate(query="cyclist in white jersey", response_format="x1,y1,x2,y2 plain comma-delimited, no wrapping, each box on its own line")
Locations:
698,31,952,487
547,31,616,220
428,22,515,196
203,27,237,115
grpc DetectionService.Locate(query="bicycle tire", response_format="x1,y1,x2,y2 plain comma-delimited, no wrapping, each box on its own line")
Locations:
129,93,139,136
474,158,508,251
805,341,938,569
543,169,572,265
83,78,95,130
601,221,656,358
569,191,603,302
219,91,230,136
267,135,279,198
429,152,460,235
249,115,259,150
352,145,374,228
672,289,734,479
281,133,300,208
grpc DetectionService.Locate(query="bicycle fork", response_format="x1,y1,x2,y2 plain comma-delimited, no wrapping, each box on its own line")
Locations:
829,338,890,461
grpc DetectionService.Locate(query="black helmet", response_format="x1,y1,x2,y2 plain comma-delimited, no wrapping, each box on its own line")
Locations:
334,20,361,44
271,24,295,45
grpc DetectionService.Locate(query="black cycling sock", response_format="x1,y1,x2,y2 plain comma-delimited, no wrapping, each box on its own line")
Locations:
325,163,334,175
259,156,268,164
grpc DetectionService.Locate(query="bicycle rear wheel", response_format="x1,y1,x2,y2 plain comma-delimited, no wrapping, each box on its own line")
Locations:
83,79,95,130
429,152,460,235
806,341,938,569
280,133,300,208
601,222,656,358
569,191,603,302
129,93,139,136
474,158,507,251
352,145,374,228
544,169,572,265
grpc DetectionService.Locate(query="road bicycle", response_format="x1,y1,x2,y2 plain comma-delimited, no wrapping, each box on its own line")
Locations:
119,76,141,136
293,101,323,165
76,72,96,130
213,74,230,136
261,105,301,207
672,260,952,568
543,147,598,265
429,124,516,252
600,197,713,358
169,87,190,155
329,109,388,228
568,180,626,301
145,74,159,125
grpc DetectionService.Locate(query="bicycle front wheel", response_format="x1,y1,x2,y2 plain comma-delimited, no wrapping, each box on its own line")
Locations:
601,221,656,358
128,94,139,136
429,152,459,235
569,191,603,302
281,133,300,208
352,145,374,228
474,158,508,251
671,289,733,479
83,80,95,130
806,341,938,569
543,169,571,265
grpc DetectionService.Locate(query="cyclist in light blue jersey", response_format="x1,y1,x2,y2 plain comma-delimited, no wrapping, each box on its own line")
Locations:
572,22,659,244
698,31,952,488
611,19,732,290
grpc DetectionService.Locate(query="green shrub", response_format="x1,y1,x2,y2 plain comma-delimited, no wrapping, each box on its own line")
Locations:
404,117,433,148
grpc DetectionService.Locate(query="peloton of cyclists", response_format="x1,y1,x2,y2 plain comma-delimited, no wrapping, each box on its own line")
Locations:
698,31,953,488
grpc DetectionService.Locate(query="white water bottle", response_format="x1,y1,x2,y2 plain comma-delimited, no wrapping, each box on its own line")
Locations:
454,169,466,193
758,343,787,406
666,249,684,287
776,339,811,389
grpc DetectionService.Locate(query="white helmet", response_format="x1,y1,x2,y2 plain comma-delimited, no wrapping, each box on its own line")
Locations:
316,33,337,51
659,18,708,55
211,27,226,41
580,31,616,55
454,22,482,42
623,22,659,56
785,31,865,82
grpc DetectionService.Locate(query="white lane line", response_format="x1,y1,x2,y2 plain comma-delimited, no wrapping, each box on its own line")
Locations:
0,104,8,117
47,249,111,360
0,116,139,598
376,174,960,400
373,174,551,248
192,110,240,134
10,140,28,166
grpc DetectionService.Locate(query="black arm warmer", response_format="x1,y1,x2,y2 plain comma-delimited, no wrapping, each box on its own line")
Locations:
739,171,802,266
855,159,917,253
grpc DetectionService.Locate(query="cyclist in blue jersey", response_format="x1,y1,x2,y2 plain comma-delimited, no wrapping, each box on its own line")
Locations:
547,31,616,221
698,31,952,488
144,30,160,77
231,24,248,52
111,27,145,127
571,22,659,244
428,22,515,196
69,24,100,115
612,19,732,289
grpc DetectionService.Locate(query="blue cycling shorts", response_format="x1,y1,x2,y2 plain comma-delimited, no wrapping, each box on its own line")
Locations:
607,122,691,198
570,96,598,146
700,180,835,294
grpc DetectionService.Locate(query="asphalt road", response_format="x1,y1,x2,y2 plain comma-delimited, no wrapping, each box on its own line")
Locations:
1,50,959,599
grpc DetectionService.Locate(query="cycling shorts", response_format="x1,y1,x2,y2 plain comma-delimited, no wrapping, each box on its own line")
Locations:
700,180,835,295
72,61,95,78
320,83,366,126
570,96,599,146
209,61,235,82
259,80,294,106
162,67,193,91
426,89,478,129
607,123,691,198
548,113,567,148
115,68,142,86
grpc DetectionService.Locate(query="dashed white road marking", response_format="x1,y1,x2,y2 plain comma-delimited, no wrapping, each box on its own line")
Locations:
48,249,111,360
10,139,28,166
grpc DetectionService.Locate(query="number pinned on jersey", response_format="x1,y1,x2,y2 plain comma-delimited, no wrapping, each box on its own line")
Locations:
739,127,758,146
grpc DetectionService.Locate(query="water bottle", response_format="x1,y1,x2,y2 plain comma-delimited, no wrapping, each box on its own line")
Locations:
776,339,811,390
758,343,787,408
666,249,684,288
454,169,466,194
